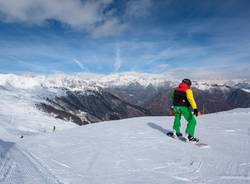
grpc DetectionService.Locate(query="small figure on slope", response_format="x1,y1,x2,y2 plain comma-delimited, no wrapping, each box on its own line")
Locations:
168,79,199,142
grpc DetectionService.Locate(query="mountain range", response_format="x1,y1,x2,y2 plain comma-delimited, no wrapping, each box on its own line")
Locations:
0,73,249,125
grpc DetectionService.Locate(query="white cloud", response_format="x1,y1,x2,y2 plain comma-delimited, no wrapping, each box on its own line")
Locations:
125,0,152,18
0,0,124,37
114,45,122,72
161,64,250,80
92,18,127,38
73,59,88,72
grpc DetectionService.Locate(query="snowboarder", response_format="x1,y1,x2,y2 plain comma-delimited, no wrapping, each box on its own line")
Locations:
53,125,56,132
168,79,199,142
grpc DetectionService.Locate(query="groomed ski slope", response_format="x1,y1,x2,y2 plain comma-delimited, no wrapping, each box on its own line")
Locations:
1,109,250,184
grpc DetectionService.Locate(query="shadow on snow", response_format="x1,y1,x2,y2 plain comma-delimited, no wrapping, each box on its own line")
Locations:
147,122,172,135
0,139,15,158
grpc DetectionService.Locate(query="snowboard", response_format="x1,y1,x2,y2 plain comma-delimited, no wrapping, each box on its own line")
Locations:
166,131,209,148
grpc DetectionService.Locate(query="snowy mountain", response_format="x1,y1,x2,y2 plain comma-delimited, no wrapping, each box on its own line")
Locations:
100,73,250,115
37,88,151,125
143,86,250,116
0,73,250,126
1,108,250,183
1,73,249,90
0,79,76,137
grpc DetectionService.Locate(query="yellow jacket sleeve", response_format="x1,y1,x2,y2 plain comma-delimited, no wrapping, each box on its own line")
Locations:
186,89,197,109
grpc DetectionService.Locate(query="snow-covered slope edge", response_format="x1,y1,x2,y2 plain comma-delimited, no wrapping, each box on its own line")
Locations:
1,108,250,184
0,81,76,138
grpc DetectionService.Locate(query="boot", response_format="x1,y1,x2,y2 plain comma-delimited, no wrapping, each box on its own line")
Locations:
187,135,199,142
176,132,183,137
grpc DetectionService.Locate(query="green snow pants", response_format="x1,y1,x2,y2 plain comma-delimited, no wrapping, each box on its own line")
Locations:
173,106,197,136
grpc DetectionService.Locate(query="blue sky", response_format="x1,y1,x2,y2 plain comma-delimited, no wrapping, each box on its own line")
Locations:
0,0,250,79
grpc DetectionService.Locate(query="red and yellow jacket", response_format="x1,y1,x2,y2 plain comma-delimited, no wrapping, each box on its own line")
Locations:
173,82,197,109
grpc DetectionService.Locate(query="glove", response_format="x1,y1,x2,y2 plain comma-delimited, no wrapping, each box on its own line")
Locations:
193,109,199,117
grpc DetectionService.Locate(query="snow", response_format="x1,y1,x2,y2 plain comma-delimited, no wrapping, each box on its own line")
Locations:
1,73,249,92
0,72,250,183
242,89,250,93
96,72,169,88
0,74,42,89
0,80,76,137
1,109,250,183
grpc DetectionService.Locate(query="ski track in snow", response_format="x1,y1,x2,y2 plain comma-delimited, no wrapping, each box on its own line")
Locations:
0,109,250,183
0,143,63,184
51,159,71,168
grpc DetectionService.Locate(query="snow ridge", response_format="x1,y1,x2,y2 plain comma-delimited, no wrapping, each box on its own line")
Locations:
0,73,249,91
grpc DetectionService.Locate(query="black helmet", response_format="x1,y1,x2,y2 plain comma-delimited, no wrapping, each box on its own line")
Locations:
182,78,192,86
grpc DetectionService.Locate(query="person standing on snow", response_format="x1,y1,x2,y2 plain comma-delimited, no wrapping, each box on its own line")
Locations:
168,79,199,142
